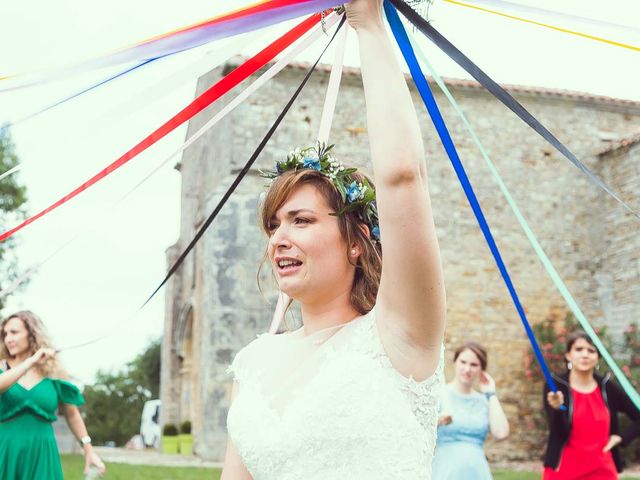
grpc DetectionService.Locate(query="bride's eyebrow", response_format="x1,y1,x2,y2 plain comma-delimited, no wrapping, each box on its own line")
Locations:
285,209,318,218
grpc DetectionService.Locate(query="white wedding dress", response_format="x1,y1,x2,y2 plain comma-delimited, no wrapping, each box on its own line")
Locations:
227,308,444,480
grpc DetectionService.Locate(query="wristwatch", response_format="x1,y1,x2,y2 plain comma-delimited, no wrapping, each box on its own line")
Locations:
80,435,92,446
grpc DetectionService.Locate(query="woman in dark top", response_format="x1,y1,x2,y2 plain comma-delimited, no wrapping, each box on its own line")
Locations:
543,331,640,479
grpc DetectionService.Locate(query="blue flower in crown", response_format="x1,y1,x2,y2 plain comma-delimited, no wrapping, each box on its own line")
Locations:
371,225,380,240
346,181,361,203
303,156,321,171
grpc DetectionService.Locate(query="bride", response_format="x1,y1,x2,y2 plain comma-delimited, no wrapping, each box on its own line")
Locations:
221,0,446,478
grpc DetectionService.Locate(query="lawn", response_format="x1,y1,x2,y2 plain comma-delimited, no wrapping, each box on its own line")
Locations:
61,455,221,480
62,456,640,480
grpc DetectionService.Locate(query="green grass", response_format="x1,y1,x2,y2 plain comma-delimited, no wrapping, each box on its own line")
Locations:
61,455,221,480
62,456,640,480
493,471,640,480
493,472,539,480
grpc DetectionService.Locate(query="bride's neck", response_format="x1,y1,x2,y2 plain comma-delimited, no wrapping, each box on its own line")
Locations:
300,296,361,336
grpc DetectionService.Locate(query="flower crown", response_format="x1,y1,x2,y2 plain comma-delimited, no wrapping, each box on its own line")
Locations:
261,142,380,242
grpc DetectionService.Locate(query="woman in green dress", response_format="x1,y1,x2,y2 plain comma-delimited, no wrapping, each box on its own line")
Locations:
0,310,106,479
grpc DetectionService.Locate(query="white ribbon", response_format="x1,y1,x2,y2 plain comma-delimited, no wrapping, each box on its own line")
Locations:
102,27,278,123
0,164,22,182
317,25,348,143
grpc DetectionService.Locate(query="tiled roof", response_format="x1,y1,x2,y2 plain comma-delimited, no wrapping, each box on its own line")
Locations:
225,57,640,110
597,131,640,156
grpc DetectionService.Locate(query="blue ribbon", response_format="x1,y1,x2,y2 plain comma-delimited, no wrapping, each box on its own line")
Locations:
384,0,564,399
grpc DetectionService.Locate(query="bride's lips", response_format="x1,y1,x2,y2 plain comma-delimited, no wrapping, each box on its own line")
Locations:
274,256,303,276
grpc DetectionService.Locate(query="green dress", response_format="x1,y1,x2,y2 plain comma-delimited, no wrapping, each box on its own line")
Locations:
0,367,85,480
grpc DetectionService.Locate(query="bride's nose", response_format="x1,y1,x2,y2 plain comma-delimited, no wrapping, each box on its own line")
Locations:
269,224,292,251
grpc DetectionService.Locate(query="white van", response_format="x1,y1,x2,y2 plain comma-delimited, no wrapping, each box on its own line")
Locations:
140,399,161,449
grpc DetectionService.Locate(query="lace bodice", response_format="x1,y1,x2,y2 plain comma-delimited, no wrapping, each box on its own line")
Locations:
227,309,444,480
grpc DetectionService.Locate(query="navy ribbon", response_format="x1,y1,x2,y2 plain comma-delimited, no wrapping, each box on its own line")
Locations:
388,0,639,220
385,1,563,397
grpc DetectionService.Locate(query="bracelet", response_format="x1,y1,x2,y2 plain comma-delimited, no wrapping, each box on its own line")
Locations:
484,391,497,400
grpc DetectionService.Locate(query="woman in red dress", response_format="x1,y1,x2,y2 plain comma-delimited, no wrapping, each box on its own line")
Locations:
543,331,640,479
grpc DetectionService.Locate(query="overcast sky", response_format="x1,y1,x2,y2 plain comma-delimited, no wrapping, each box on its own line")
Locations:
0,0,638,384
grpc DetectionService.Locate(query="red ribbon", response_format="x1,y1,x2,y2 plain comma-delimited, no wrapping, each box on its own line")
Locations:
0,13,323,242
153,0,323,40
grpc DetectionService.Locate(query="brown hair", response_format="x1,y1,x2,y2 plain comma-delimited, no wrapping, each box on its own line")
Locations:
1,311,63,377
566,331,600,357
453,341,488,370
259,169,382,314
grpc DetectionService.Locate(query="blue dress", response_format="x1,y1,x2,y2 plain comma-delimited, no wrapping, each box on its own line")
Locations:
432,385,493,479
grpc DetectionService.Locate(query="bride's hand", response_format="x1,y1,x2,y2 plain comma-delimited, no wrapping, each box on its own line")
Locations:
345,0,384,31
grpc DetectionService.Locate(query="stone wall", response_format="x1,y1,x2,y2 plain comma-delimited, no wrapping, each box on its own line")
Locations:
162,59,640,461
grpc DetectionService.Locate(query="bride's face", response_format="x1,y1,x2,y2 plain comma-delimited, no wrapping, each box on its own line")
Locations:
267,183,355,303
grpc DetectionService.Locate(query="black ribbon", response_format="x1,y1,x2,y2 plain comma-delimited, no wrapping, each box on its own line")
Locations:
388,0,639,219
142,16,347,307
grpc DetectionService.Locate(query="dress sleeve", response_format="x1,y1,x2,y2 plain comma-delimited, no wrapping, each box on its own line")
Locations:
52,379,86,406
226,335,270,384
226,345,248,384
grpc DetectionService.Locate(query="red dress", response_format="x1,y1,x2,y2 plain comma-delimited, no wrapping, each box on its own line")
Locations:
543,387,618,479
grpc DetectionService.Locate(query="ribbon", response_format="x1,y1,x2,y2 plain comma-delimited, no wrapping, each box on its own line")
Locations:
0,13,325,243
385,0,564,398
0,0,345,92
142,16,347,308
317,25,348,143
102,28,276,124
443,0,640,53
8,59,160,127
406,32,640,409
0,164,22,182
159,13,341,175
1,19,331,301
388,0,640,221
445,0,640,37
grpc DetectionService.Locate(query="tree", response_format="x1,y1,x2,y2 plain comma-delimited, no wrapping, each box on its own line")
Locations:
0,127,28,312
83,337,161,445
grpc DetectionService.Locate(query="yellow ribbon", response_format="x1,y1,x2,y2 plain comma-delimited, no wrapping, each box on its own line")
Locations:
444,0,640,52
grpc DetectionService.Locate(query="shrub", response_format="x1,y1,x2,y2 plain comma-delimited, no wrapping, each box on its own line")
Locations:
180,421,192,435
163,424,178,436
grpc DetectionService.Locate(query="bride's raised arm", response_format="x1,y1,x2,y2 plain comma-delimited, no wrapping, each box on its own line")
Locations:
346,0,445,379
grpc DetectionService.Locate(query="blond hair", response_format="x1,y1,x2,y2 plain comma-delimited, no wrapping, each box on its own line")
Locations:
259,169,382,314
1,311,64,378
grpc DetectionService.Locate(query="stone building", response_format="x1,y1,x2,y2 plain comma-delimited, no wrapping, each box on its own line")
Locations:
160,57,640,461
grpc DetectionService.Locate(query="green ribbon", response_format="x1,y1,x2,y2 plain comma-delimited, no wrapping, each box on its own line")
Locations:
406,31,640,409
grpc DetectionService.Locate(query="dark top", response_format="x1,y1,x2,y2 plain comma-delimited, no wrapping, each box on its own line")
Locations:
543,372,640,472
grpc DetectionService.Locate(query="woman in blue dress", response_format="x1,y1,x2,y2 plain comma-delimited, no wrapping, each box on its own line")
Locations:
432,342,509,479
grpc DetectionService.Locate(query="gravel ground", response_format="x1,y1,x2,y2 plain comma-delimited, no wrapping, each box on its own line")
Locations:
93,447,222,468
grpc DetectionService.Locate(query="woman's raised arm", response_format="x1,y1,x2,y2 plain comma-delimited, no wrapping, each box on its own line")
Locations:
346,0,445,379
